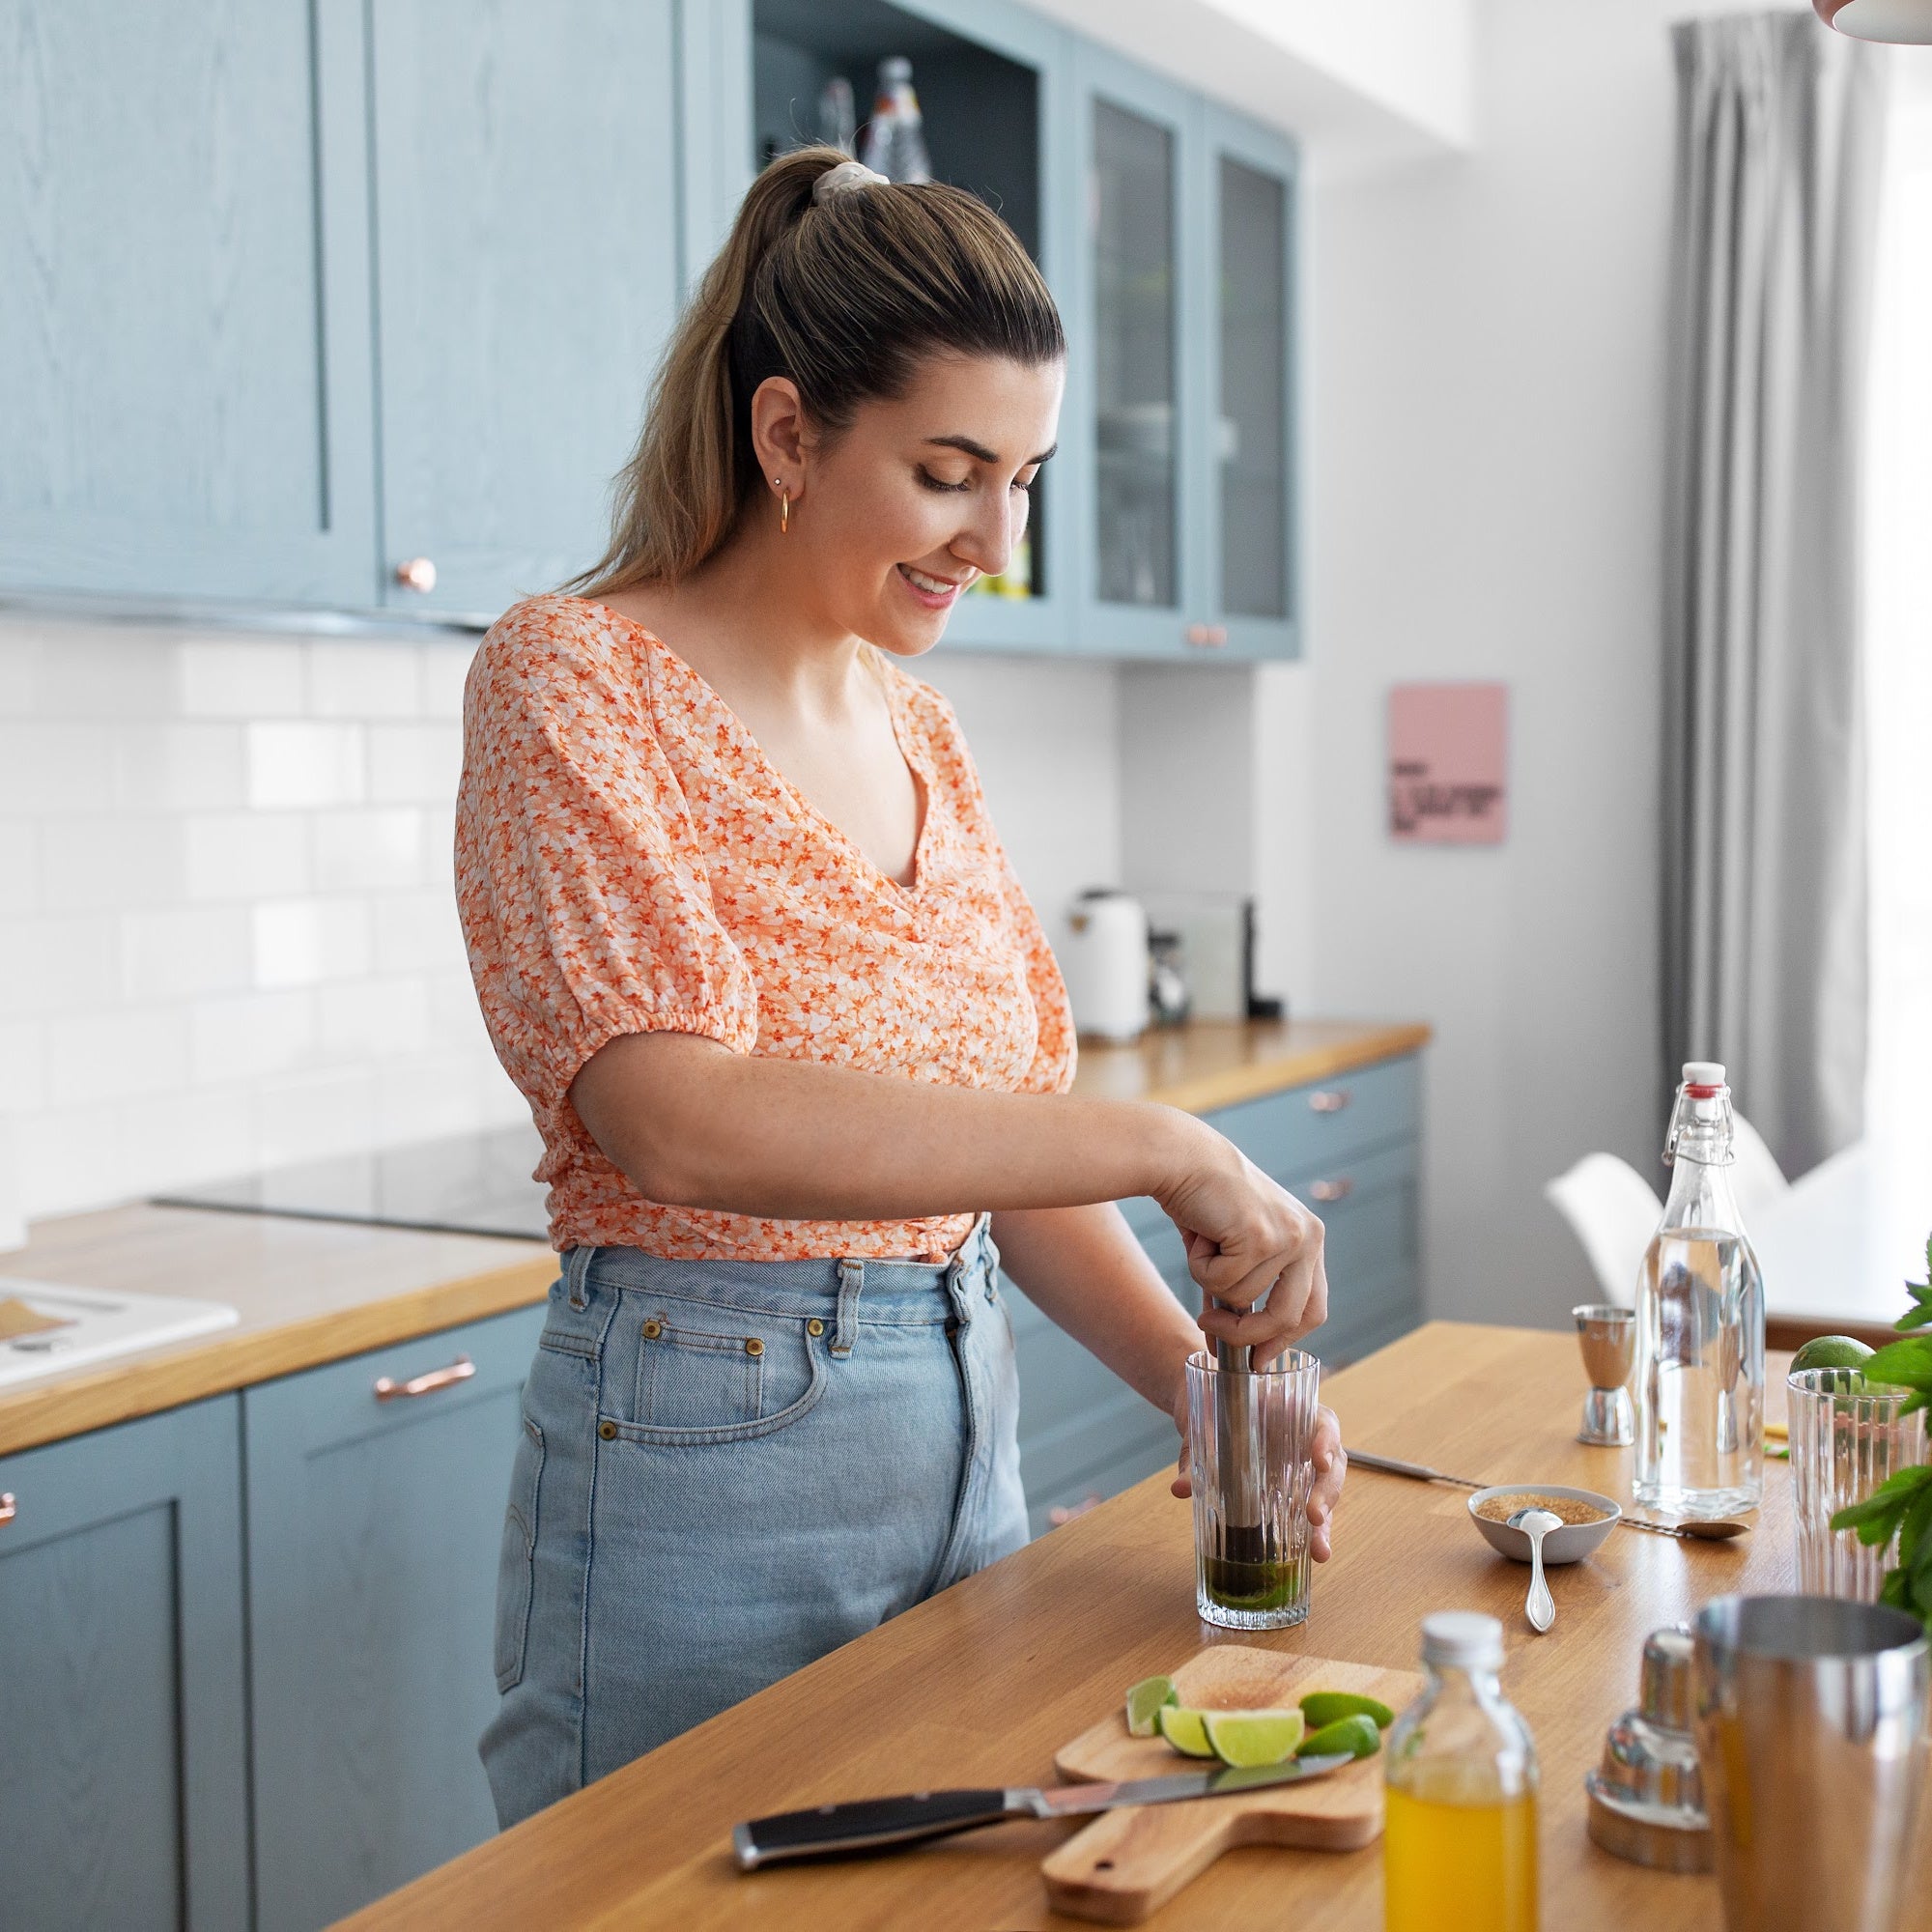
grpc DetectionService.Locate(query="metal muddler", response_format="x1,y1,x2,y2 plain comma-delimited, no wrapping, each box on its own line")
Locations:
1212,1298,1267,1565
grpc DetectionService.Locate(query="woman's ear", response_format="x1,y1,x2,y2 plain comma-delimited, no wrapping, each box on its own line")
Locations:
749,376,810,488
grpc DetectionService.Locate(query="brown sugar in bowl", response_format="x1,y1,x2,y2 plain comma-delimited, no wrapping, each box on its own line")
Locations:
1467,1483,1622,1565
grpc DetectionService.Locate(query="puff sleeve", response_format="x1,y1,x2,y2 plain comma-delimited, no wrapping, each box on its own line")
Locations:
453,605,757,1122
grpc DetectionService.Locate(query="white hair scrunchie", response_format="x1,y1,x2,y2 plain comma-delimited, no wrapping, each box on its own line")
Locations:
813,157,890,204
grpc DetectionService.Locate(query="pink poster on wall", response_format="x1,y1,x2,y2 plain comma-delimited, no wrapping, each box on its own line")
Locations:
1388,683,1509,844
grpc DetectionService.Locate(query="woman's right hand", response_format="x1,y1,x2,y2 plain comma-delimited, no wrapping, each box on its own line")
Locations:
1153,1116,1328,1362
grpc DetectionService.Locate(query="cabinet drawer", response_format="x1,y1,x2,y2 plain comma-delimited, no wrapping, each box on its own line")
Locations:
1206,1055,1421,1180
1027,1423,1177,1540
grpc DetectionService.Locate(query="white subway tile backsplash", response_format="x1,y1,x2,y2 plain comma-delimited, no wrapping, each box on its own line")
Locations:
122,905,254,1001
117,1085,260,1196
178,636,305,717
256,1064,377,1166
247,721,367,809
190,988,318,1085
115,722,249,812
0,633,41,715
43,815,186,911
369,722,463,805
0,914,123,1018
253,897,374,988
312,808,424,893
371,893,468,975
46,1005,193,1105
421,641,476,720
0,819,40,913
317,976,430,1062
0,1018,47,1114
20,1102,130,1215
185,811,312,901
305,639,423,719
0,722,99,814
35,628,179,717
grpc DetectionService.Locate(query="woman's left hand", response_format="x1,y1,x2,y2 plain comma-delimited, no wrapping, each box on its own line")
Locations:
1169,1388,1348,1564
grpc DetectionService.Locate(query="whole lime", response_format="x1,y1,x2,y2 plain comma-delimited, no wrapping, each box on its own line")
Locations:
1789,1335,1876,1374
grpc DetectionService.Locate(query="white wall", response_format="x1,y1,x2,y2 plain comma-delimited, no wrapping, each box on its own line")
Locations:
1299,0,1702,1327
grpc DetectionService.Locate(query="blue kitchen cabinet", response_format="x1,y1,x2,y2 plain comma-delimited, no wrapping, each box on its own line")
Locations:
244,1305,546,1932
367,0,682,620
0,1399,250,1932
1009,1053,1422,1530
0,0,376,607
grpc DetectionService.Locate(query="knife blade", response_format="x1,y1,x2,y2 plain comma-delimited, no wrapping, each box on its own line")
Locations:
733,1752,1357,1870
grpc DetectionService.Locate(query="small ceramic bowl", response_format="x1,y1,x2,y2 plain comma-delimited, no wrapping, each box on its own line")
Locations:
1468,1484,1622,1565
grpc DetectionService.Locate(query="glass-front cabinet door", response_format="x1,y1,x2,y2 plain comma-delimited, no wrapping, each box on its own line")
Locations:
1198,104,1298,659
1072,48,1206,656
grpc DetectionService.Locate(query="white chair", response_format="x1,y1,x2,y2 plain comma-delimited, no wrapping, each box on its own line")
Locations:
1546,1114,1789,1307
1727,1112,1791,1228
1544,1153,1664,1308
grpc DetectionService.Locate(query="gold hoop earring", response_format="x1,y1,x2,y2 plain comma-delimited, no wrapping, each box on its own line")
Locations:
781,487,790,535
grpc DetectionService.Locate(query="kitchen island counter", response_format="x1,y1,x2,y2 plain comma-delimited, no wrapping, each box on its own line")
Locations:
339,1321,1932,1931
0,1018,1426,1456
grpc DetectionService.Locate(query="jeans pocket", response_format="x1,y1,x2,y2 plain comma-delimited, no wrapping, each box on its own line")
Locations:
493,1414,545,1693
615,1302,829,1447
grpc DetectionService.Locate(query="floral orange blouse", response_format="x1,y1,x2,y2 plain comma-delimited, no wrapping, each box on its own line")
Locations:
454,594,1076,1260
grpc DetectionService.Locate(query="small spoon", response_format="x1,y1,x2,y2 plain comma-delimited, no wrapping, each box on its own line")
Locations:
1509,1507,1562,1633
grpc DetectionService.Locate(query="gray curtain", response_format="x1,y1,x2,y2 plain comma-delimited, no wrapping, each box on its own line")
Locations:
1662,12,1887,1177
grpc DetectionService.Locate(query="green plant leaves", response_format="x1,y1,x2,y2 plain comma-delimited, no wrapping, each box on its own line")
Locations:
1858,1337,1932,1417
1830,1464,1932,1545
1847,1229,1932,1633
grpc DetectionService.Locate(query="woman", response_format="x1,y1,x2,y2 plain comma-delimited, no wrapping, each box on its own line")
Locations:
455,150,1347,1830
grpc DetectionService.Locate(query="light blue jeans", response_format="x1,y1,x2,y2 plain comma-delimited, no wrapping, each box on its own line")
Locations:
479,1217,1028,1829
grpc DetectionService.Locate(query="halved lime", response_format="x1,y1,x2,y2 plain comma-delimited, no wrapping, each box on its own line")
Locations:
1156,1706,1216,1757
1203,1709,1306,1768
1298,1690,1396,1732
1296,1713,1381,1761
1125,1675,1179,1738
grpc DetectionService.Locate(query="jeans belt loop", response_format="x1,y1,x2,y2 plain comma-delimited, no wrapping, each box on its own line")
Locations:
563,1243,597,1311
831,1259,864,1359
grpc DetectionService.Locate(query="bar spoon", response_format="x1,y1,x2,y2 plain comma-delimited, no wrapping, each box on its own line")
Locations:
1349,1449,1749,1540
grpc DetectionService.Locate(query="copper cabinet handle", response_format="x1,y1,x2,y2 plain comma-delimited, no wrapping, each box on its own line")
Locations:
0,1492,14,1527
1308,1089,1351,1114
1048,1492,1104,1527
394,556,439,594
1184,622,1227,648
373,1354,475,1402
1309,1178,1354,1204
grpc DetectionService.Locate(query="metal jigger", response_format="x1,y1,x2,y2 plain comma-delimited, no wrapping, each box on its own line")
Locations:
1574,1303,1635,1447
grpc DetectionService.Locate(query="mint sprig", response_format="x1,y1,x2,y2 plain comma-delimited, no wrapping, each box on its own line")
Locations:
1829,1232,1932,1630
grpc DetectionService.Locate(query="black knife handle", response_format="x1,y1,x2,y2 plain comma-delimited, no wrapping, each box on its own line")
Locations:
733,1788,1022,1869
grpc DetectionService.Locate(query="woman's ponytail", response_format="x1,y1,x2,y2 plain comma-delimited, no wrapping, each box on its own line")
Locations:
571,145,1062,594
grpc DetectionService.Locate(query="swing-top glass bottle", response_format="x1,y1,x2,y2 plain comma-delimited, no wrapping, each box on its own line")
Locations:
1633,1061,1765,1518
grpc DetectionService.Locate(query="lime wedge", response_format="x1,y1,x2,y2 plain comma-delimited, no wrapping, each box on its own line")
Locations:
1156,1706,1216,1757
1125,1675,1179,1738
1203,1709,1306,1768
1298,1690,1396,1732
1296,1713,1381,1761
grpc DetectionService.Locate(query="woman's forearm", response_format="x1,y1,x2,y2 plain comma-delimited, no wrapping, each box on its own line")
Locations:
990,1202,1203,1413
570,1029,1204,1224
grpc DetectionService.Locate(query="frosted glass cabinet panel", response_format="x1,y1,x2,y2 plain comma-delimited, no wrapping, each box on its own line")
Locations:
1091,98,1180,614
1217,155,1288,621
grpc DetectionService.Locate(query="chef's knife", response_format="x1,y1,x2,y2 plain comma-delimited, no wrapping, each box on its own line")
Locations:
733,1752,1356,1869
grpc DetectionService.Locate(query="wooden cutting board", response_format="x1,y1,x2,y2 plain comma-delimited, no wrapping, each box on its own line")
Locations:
1044,1646,1424,1925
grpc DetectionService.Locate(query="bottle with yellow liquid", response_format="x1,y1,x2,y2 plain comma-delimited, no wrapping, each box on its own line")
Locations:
1384,1611,1538,1932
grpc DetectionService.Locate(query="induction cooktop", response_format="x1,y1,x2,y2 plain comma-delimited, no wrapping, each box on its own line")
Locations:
155,1121,553,1241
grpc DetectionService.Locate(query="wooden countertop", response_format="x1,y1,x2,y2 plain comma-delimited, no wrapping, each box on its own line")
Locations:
0,1019,1428,1457
0,1207,555,1458
339,1322,1932,1932
1070,1017,1430,1115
